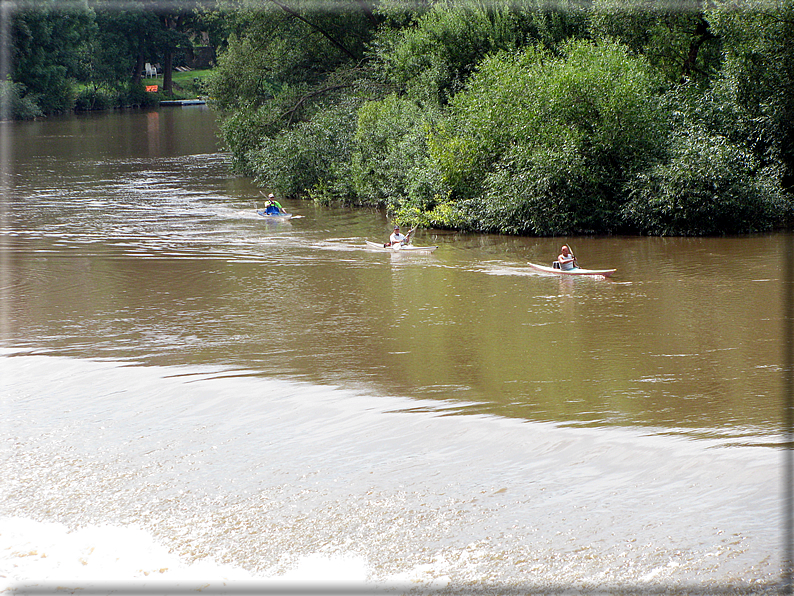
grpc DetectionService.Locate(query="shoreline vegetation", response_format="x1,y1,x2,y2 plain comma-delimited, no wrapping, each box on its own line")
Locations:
77,68,213,111
8,0,793,237
0,69,212,117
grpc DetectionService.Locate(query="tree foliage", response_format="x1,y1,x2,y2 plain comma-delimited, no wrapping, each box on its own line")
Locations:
210,0,791,235
707,0,794,192
351,93,438,207
209,0,378,112
8,0,221,115
422,40,666,234
588,0,722,84
11,0,95,114
373,0,588,106
624,125,784,234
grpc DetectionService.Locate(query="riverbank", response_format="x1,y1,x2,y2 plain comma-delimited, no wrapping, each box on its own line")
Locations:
1,69,214,120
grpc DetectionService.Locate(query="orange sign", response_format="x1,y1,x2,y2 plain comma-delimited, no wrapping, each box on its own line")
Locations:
145,85,158,93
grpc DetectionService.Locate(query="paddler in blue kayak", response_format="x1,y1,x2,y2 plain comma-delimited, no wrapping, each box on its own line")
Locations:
263,193,286,215
557,245,577,270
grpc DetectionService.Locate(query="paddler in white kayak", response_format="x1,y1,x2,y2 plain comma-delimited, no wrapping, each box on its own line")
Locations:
528,245,615,277
386,224,414,248
557,245,577,270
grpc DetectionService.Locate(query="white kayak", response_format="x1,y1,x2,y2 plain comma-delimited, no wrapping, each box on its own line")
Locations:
257,210,293,220
528,262,616,278
366,240,438,253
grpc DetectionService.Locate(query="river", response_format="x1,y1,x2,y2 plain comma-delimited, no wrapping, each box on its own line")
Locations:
0,106,787,593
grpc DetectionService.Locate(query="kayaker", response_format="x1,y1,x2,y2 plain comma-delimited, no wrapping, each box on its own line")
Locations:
264,193,286,215
388,225,407,247
558,245,577,270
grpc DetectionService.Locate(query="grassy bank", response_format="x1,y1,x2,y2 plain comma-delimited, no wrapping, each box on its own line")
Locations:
139,68,213,100
166,68,213,100
71,69,214,112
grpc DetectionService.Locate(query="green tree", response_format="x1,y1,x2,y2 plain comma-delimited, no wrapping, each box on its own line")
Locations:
623,124,784,234
79,2,159,87
617,0,793,235
422,39,665,234
73,4,164,110
211,0,382,188
245,97,362,198
588,0,722,84
350,93,435,207
373,0,587,107
11,0,96,114
210,0,377,112
90,1,219,93
708,0,794,194
147,2,196,94
207,0,791,235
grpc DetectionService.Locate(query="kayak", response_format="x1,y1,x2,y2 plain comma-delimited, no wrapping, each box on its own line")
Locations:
528,262,616,278
366,240,438,253
257,210,292,220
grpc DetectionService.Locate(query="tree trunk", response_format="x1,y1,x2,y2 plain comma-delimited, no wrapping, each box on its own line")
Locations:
681,16,714,82
132,51,144,84
354,0,378,27
163,50,173,93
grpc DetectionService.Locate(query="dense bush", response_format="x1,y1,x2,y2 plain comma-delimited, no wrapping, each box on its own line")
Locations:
207,1,793,235
420,39,666,234
623,127,785,235
351,94,439,209
0,81,42,120
618,41,791,235
121,83,160,109
245,99,361,199
74,87,117,111
217,83,310,174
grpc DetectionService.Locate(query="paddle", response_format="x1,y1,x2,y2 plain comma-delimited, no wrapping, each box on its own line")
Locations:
568,243,578,268
395,225,417,250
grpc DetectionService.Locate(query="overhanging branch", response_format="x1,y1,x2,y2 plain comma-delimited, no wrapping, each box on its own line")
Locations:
267,0,358,60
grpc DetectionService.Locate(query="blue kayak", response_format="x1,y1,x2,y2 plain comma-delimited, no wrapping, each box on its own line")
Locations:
257,210,292,220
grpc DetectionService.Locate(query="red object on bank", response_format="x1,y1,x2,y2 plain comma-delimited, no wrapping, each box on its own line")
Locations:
145,85,158,93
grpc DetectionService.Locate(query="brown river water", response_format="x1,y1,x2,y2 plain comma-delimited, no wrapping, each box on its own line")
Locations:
0,107,788,593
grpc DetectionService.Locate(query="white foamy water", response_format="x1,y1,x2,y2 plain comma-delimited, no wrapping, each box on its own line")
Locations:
1,517,263,589
1,353,783,594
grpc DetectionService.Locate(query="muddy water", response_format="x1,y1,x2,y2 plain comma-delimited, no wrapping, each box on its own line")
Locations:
0,107,787,592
